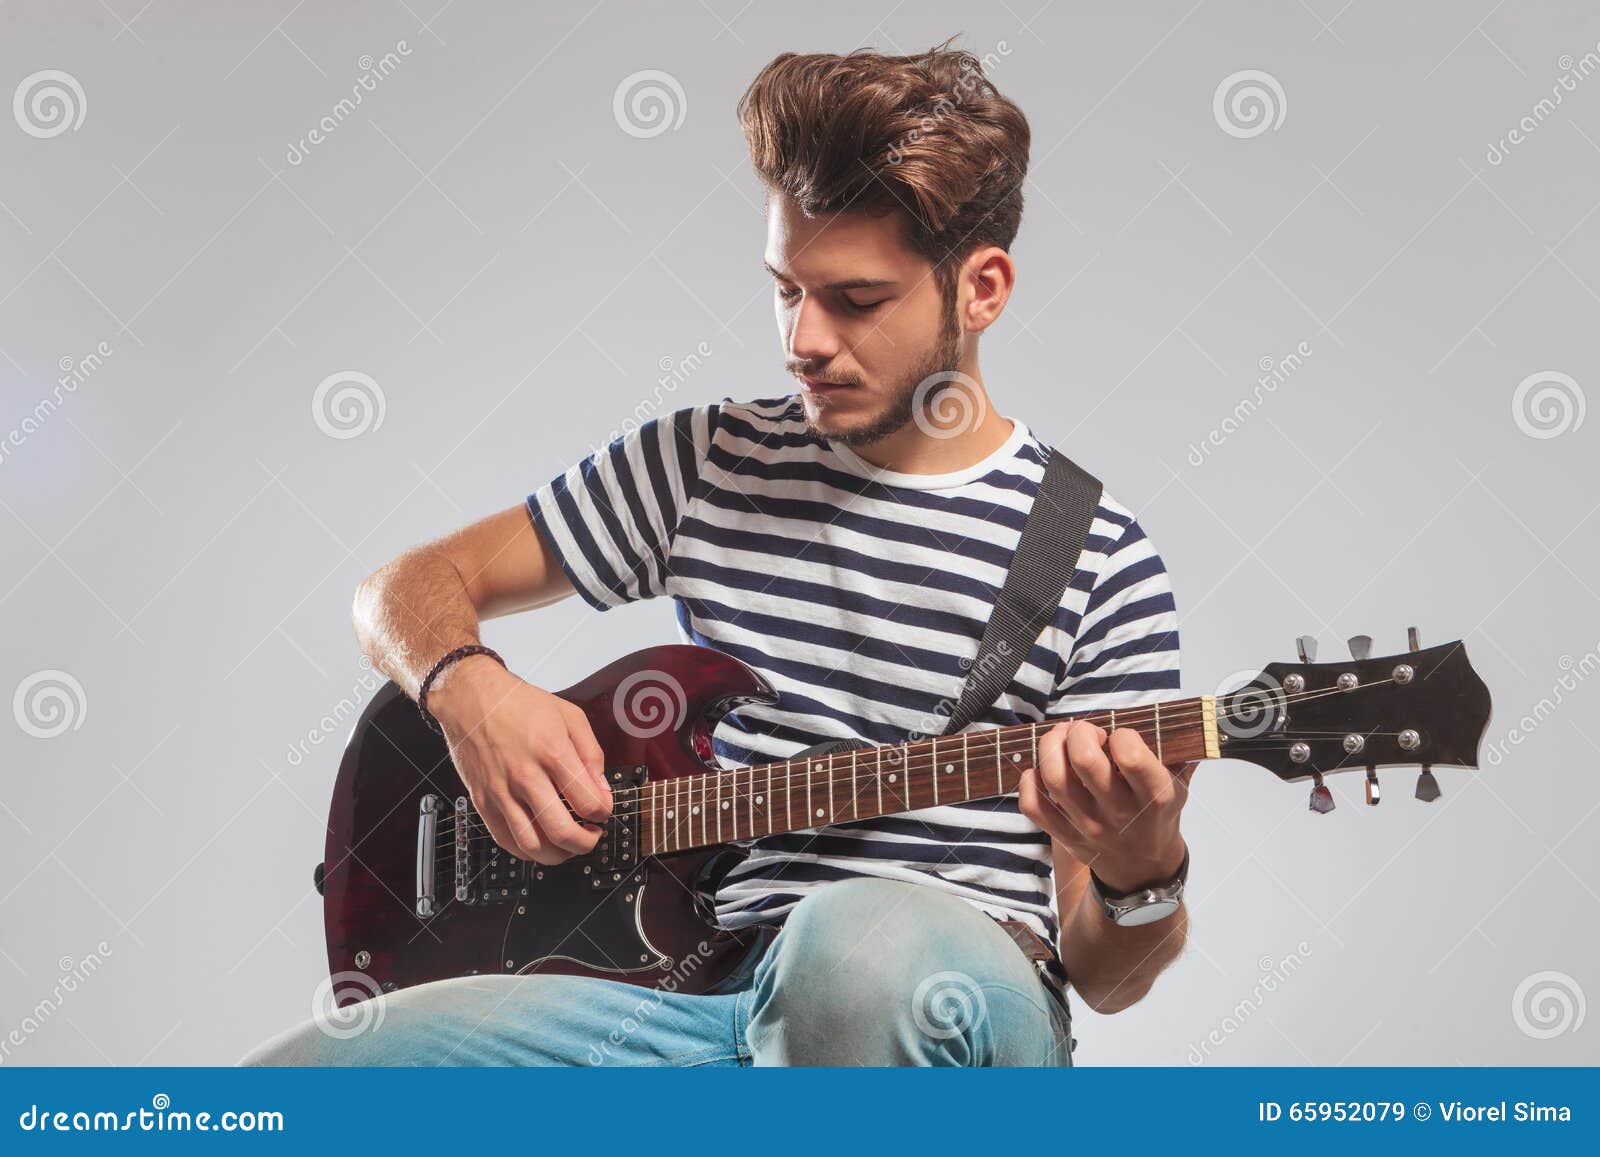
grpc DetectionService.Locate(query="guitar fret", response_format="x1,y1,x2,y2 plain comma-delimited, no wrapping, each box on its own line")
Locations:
931,737,939,806
876,747,884,815
785,759,793,831
995,728,1002,794
851,748,859,820
827,754,834,823
962,732,971,798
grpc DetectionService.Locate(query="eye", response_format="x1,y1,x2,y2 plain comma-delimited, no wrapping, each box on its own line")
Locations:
845,297,887,314
775,284,801,303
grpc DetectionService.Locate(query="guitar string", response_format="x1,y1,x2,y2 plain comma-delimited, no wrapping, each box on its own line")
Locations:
432,675,1403,820
427,677,1412,853
428,724,1425,862
434,729,1419,855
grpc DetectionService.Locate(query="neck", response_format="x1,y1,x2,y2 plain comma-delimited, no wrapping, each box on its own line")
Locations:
845,373,1012,476
643,694,1220,856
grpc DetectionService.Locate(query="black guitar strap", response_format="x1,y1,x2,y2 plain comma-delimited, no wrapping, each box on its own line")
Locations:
939,448,1102,736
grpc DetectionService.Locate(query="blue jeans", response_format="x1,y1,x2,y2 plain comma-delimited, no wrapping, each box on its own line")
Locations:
242,878,1075,1067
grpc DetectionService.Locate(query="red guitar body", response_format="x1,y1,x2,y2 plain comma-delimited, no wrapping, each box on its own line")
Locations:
319,645,777,1002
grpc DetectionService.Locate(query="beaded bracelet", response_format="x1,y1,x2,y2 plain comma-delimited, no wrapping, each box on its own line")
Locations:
417,644,506,733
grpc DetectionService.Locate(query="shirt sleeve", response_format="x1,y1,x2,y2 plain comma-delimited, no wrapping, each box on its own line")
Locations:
1048,512,1182,714
525,403,719,611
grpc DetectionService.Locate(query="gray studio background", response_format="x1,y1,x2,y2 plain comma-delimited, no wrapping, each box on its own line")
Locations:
2,1,1597,1066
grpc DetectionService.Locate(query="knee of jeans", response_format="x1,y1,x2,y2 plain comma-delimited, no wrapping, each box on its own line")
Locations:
748,878,1038,1063
240,976,544,1067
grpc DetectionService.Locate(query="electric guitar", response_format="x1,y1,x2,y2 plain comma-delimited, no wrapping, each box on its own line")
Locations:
315,629,1491,1005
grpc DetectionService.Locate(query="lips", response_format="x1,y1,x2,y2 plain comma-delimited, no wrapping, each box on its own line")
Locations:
799,376,854,393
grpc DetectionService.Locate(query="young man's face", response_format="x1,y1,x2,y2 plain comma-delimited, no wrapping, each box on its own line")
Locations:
764,193,961,446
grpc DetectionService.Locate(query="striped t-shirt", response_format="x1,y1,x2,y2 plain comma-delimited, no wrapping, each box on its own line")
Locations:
527,394,1180,943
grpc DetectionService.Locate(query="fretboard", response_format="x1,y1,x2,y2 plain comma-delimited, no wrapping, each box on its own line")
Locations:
641,696,1219,856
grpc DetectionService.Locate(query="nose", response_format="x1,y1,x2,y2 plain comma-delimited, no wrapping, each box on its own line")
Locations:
786,294,840,366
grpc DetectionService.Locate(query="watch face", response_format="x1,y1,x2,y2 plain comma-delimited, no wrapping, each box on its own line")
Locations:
1114,898,1181,927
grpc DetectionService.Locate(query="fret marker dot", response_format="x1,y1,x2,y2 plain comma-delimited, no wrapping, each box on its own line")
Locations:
944,764,954,773
888,773,897,783
691,806,700,815
721,800,729,810
1011,753,1021,763
665,809,674,819
815,808,824,818
755,794,764,804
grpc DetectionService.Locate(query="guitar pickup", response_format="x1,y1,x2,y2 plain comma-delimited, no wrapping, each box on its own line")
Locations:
451,796,524,906
592,765,646,888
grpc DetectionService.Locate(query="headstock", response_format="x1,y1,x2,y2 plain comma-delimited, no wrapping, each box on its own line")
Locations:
1215,628,1492,812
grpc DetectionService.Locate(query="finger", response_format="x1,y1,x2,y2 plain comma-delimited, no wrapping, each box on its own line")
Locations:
561,701,611,797
1173,760,1200,802
514,769,601,856
1035,720,1071,794
1019,766,1100,843
1064,720,1123,809
1037,722,1099,823
482,788,546,862
545,734,611,823
1108,726,1173,806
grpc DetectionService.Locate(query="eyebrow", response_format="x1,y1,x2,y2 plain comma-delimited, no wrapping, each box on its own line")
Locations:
763,261,897,292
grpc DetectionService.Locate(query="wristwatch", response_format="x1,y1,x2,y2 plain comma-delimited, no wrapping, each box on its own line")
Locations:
1088,846,1189,927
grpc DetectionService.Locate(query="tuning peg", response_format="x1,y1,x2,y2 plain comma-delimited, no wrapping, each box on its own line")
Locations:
1296,635,1318,664
1365,767,1381,806
1348,634,1372,661
1407,626,1421,653
1414,764,1442,802
1308,771,1335,814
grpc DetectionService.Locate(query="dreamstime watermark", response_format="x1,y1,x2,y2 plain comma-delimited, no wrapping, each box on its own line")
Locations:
613,669,688,740
1212,669,1288,740
1187,940,1313,1064
588,340,713,455
911,970,988,1040
0,942,113,1065
886,42,1013,165
13,69,86,138
1511,370,1584,439
1486,44,1600,165
1213,70,1286,139
911,370,987,440
285,656,382,767
312,370,386,439
905,640,1014,741
1511,970,1585,1040
585,941,715,1064
12,669,87,739
1187,341,1313,466
285,41,413,165
310,970,386,1040
1483,644,1600,767
612,70,686,138
17,1094,283,1133
0,340,113,468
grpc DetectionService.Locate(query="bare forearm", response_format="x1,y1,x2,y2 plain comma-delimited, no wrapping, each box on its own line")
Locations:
353,548,481,698
1059,883,1188,1014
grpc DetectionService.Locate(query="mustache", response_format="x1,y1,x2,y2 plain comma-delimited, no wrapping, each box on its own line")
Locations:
789,366,861,387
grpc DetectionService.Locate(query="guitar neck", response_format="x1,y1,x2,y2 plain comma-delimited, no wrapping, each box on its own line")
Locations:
641,695,1220,856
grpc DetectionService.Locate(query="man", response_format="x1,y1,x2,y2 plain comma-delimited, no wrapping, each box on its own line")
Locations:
245,40,1191,1067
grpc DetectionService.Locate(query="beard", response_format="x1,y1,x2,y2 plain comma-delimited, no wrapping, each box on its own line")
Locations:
802,304,964,449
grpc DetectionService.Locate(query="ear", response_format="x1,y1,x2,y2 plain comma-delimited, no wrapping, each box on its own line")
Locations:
962,246,1016,334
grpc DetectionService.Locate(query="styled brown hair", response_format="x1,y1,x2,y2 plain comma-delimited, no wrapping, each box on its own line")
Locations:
737,37,1031,306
